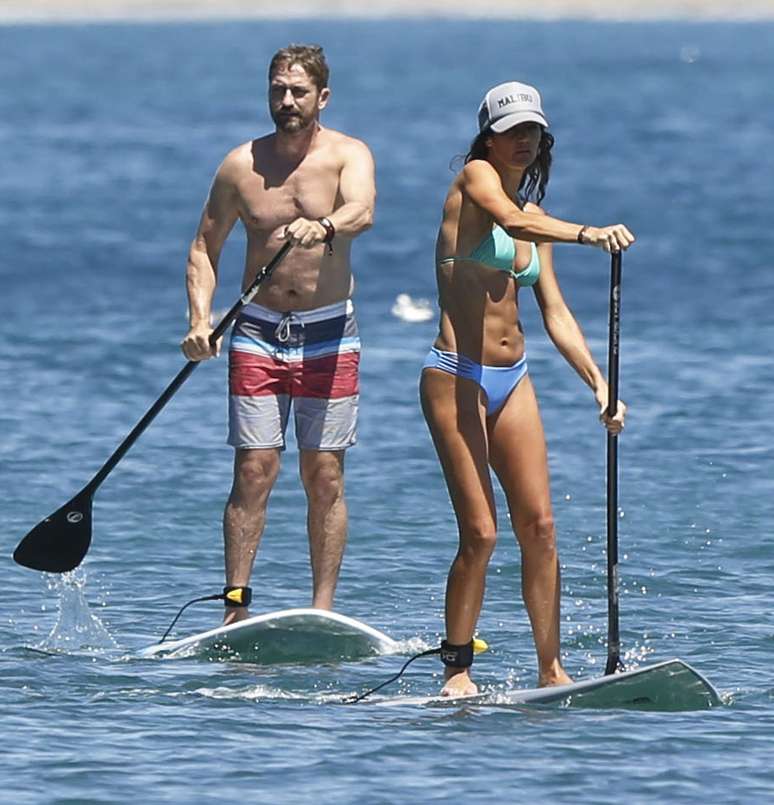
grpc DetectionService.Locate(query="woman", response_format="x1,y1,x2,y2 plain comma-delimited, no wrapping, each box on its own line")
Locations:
420,81,635,697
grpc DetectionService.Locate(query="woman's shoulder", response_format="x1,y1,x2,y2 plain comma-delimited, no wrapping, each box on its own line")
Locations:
461,158,496,178
458,159,499,192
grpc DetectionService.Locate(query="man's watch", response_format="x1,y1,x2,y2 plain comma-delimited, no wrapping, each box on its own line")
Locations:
318,217,335,254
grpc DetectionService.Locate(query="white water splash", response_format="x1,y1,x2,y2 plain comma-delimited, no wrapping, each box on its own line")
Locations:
392,636,431,655
391,293,434,322
37,568,118,654
192,685,304,702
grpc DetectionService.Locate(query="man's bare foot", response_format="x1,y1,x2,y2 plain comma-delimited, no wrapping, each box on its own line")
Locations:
538,661,573,687
441,668,478,697
223,607,250,626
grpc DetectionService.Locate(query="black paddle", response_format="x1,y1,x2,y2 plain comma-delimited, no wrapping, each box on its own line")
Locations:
604,250,625,675
13,241,294,573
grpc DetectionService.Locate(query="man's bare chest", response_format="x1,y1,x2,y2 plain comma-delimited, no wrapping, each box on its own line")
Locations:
236,166,339,231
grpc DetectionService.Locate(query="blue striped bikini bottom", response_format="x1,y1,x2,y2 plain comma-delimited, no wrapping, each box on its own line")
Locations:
422,347,528,415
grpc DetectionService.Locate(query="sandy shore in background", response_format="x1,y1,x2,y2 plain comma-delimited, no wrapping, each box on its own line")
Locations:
2,0,774,22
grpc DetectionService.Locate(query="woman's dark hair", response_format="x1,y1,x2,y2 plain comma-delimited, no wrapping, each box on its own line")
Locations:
463,127,555,206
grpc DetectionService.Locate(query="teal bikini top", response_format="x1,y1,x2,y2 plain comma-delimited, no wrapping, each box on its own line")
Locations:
439,225,541,287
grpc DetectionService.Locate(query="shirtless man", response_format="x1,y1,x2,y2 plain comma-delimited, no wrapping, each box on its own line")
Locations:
181,44,375,623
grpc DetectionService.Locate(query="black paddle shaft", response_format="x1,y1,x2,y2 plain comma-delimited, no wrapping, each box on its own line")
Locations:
605,251,624,675
13,241,293,573
90,239,293,490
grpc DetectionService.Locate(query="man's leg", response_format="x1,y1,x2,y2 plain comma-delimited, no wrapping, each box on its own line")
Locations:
223,447,281,624
299,449,347,610
289,301,359,609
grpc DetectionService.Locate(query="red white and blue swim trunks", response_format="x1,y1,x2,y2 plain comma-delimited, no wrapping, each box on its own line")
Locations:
228,300,360,451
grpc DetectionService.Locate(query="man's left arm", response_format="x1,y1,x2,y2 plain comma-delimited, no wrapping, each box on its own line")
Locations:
327,139,375,239
284,140,375,248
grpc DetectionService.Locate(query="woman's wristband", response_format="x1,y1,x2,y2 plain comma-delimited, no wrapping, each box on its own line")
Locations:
577,225,589,245
318,217,335,254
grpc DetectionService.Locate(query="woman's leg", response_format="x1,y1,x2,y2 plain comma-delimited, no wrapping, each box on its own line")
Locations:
420,368,496,696
487,376,572,687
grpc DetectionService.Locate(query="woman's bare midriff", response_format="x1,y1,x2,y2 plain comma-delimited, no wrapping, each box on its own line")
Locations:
433,258,526,366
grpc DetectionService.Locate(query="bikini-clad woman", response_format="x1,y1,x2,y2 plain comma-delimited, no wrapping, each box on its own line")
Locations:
420,81,635,697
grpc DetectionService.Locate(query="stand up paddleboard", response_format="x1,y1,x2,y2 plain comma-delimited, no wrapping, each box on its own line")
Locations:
140,608,398,665
369,659,721,712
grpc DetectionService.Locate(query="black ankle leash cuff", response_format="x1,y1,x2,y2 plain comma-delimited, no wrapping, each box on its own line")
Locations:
440,639,474,668
223,586,252,608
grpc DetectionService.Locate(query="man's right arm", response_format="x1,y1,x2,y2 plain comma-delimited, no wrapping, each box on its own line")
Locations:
181,161,240,361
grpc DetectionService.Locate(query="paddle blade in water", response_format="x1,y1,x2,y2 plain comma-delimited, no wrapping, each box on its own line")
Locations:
13,488,93,572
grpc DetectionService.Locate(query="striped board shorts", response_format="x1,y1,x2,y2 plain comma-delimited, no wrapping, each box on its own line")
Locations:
228,300,360,451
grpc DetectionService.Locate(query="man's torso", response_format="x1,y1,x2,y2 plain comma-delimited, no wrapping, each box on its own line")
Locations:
230,130,355,311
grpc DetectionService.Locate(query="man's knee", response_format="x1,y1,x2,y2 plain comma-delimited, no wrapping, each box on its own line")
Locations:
300,452,346,507
232,449,281,496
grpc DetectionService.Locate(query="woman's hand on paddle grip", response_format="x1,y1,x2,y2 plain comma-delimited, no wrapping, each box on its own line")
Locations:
583,224,635,253
598,394,626,435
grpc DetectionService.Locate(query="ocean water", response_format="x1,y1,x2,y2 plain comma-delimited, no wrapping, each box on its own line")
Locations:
1,17,773,804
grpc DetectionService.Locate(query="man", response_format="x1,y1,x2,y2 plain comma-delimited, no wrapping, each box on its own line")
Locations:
181,44,375,623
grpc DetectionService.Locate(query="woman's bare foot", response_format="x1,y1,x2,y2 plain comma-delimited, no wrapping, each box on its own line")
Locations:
223,607,250,626
538,660,573,687
441,668,478,697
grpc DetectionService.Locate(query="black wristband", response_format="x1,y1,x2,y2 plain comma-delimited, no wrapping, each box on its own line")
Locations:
222,586,252,608
439,639,475,668
318,217,335,254
577,225,589,244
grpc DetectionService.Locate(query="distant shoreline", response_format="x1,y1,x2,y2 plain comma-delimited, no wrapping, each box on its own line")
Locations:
3,0,774,23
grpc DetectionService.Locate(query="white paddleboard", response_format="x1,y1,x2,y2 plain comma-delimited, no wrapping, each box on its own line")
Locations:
369,659,722,711
140,608,399,665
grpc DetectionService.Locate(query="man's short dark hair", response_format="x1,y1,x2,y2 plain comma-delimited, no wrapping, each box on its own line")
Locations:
269,44,330,91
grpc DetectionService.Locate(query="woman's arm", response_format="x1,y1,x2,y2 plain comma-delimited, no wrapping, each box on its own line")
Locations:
462,161,634,254
531,231,626,432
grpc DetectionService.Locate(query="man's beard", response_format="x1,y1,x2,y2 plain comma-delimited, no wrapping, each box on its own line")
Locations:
272,110,313,133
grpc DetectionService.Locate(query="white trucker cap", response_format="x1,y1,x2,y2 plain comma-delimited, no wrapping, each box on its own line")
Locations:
477,81,549,133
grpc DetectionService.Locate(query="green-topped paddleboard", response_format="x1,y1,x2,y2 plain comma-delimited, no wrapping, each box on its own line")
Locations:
140,608,398,665
370,659,722,711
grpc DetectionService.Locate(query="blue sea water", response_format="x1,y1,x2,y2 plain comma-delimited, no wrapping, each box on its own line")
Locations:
1,17,773,804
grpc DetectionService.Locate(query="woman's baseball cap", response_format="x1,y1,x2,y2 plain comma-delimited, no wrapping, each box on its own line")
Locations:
478,81,549,133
